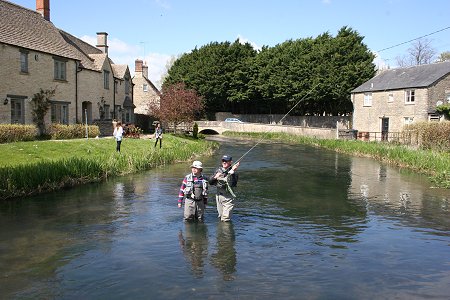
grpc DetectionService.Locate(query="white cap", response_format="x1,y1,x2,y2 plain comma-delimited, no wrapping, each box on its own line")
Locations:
191,160,203,169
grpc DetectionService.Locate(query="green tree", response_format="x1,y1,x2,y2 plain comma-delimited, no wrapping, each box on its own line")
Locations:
437,51,450,62
31,87,56,136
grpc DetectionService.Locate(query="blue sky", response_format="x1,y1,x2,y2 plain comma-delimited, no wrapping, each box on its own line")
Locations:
11,0,450,87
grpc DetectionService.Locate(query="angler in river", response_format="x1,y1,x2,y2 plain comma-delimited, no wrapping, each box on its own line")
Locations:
209,155,240,222
178,160,209,221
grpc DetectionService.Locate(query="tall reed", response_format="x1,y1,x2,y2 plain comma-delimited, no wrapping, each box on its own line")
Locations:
0,136,218,200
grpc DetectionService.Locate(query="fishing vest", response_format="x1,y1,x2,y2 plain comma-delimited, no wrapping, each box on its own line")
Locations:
184,174,207,201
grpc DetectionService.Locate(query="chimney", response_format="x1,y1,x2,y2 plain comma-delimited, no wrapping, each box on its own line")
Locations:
142,62,149,78
135,59,144,72
96,32,108,54
36,0,50,21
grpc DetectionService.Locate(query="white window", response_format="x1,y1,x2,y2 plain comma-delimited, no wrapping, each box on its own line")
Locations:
54,58,66,80
143,84,148,92
388,93,394,103
104,70,110,89
20,50,28,73
364,93,372,106
405,90,415,104
404,117,414,125
51,101,69,124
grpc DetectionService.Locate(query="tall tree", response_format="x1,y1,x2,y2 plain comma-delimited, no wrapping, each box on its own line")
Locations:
437,51,450,62
151,83,203,132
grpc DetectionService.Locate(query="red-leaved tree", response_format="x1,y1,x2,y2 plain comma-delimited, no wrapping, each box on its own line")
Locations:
150,82,203,133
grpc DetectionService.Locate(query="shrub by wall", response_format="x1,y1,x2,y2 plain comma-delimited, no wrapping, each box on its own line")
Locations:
403,121,450,151
0,124,37,143
49,124,100,139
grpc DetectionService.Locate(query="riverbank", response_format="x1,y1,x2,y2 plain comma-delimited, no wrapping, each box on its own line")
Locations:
224,131,450,188
0,135,218,200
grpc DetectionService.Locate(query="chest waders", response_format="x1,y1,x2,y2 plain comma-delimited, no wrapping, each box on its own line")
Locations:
183,174,208,221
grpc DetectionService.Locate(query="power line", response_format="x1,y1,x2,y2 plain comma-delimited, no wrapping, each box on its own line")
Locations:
377,26,450,53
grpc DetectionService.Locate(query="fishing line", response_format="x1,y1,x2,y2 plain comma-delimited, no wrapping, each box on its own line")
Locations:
232,83,320,166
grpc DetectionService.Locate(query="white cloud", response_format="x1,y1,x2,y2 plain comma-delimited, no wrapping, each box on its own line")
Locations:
237,34,262,51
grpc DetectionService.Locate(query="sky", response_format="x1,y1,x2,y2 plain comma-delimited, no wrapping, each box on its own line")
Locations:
10,0,450,88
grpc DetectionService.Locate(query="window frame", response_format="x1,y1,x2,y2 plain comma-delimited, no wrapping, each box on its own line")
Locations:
363,92,372,106
405,89,415,104
53,57,67,81
10,97,25,124
50,101,70,124
20,50,29,73
104,70,110,90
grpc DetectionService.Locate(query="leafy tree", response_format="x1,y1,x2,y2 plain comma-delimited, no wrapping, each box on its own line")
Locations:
30,87,56,136
151,83,203,132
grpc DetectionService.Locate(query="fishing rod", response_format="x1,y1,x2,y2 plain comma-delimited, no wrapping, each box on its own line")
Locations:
229,83,320,169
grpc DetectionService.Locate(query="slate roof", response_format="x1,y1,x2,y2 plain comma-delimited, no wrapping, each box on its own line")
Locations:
0,0,129,79
0,0,78,60
352,61,450,93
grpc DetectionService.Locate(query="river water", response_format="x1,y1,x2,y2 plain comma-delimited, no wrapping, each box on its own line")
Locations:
1,137,449,299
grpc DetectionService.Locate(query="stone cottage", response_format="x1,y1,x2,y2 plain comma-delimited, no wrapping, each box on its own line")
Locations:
351,61,450,140
0,0,133,135
132,59,161,132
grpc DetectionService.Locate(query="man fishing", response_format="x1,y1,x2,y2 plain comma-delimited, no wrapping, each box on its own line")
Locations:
209,155,240,222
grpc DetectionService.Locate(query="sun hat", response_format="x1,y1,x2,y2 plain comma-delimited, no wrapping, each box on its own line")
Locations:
191,160,203,169
221,155,232,161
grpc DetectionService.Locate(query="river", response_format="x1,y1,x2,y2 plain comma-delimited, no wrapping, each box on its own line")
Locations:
1,137,449,299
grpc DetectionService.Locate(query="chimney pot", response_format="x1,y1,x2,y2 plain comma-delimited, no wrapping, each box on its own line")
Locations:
36,0,50,21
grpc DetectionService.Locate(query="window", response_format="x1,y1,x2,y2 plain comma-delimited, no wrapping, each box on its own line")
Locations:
114,81,118,94
123,107,132,123
20,50,28,73
364,93,372,106
388,93,394,103
404,117,414,125
405,90,415,104
51,101,69,124
11,98,25,124
125,78,130,94
143,84,148,92
54,58,67,80
104,70,110,89
104,104,110,119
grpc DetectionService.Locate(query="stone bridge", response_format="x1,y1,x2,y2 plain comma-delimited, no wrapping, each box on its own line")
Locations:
196,121,338,139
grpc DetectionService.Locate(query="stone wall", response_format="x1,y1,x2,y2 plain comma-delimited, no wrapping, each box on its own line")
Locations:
215,112,351,129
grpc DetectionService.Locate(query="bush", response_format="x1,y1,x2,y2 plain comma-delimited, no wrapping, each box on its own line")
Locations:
0,124,37,143
48,124,100,139
193,122,199,139
403,121,450,151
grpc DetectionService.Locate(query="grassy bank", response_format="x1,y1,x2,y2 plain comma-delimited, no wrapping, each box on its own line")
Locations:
225,131,450,188
0,135,218,200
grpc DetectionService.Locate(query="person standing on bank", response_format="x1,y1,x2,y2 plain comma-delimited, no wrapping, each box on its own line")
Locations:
113,121,123,152
178,161,209,221
209,155,240,222
154,123,163,148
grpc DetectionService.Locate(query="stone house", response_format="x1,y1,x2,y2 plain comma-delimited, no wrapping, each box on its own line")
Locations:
0,0,133,134
351,61,450,140
132,59,161,132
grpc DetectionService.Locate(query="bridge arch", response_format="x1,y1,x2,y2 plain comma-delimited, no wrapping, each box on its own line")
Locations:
199,128,220,135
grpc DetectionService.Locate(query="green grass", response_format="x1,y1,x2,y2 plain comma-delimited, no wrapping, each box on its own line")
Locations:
0,135,218,199
225,131,450,188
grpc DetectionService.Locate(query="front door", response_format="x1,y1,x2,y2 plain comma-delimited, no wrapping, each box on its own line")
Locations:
381,117,389,141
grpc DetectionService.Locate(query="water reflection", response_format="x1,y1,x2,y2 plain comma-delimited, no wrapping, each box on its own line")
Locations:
178,222,208,278
210,222,236,281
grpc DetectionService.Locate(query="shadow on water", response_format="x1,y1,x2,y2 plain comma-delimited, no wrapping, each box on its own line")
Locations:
0,136,449,299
